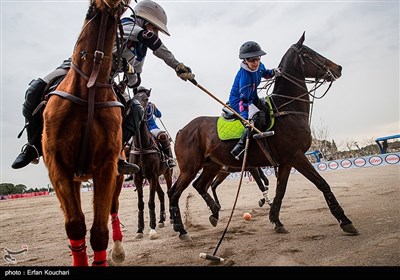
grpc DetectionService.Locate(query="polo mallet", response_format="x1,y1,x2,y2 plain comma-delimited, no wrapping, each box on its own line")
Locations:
189,78,274,139
199,127,252,263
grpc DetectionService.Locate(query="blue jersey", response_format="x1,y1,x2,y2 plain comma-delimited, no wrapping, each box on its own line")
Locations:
229,62,274,119
145,102,162,131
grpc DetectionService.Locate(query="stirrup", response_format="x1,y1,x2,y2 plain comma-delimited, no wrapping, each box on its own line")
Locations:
233,149,245,161
21,143,40,164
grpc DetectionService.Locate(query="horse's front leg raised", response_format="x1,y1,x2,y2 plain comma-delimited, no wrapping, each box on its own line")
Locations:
251,167,271,207
269,164,291,234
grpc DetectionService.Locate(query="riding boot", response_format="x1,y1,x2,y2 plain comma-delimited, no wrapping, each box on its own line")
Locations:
12,79,47,169
118,116,140,174
231,128,250,160
117,156,140,174
158,132,176,168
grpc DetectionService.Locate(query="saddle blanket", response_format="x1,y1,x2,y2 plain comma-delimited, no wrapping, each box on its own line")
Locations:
217,117,245,140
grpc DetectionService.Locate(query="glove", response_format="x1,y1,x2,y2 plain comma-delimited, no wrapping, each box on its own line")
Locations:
175,63,195,81
273,68,282,77
149,103,156,112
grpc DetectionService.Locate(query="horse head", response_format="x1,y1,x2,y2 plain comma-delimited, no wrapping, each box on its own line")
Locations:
280,32,342,82
133,90,150,109
94,0,131,15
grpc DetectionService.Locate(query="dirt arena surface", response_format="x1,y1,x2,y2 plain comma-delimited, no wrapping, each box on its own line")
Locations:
1,165,399,268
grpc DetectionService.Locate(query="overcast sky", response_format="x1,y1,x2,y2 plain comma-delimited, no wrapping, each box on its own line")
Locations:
1,0,399,188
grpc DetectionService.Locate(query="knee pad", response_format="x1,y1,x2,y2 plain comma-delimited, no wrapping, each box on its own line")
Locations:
252,110,267,131
22,79,47,119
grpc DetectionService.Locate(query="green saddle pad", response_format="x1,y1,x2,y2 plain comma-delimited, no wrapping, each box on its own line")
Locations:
217,117,245,140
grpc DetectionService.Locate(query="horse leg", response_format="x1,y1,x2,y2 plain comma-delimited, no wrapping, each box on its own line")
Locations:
163,169,173,224
90,172,118,266
210,171,229,208
192,164,222,227
250,167,271,207
168,172,198,240
269,164,291,234
148,178,159,240
53,179,88,266
292,154,358,235
134,176,145,239
155,180,166,228
258,167,270,187
109,173,125,264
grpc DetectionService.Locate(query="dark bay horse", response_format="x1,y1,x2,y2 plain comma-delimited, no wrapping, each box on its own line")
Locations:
168,33,358,239
42,0,129,266
129,91,173,240
206,166,271,226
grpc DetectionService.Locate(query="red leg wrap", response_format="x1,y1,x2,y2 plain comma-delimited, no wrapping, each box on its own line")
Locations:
111,213,123,241
69,239,88,266
92,250,107,266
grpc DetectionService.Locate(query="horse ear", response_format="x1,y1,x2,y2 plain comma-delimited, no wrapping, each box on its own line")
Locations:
147,88,152,97
297,32,305,46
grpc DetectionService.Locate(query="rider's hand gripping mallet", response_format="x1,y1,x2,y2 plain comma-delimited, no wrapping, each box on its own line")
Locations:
189,78,274,139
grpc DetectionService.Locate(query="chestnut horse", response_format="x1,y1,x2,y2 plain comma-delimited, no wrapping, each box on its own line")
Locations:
42,0,129,266
129,91,173,240
168,33,359,239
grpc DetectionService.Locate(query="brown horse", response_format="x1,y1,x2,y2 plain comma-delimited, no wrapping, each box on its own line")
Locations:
168,32,359,239
205,166,271,226
42,0,129,266
129,90,173,240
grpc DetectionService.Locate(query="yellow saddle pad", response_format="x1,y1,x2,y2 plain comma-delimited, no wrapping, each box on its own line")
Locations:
217,117,245,140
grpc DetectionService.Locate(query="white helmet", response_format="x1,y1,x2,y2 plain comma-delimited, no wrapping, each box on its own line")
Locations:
134,0,170,36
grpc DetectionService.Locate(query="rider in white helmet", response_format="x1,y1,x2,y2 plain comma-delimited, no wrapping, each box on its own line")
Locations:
115,0,194,89
12,0,194,174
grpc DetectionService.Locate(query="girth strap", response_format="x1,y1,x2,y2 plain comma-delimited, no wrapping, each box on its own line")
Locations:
130,148,159,155
274,111,308,117
47,90,124,109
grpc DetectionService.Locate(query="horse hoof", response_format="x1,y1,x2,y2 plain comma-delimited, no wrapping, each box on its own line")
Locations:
169,219,174,225
209,216,218,227
111,251,125,264
149,229,159,240
259,198,266,207
340,223,359,235
274,226,289,234
135,233,144,239
179,234,192,241
158,222,165,228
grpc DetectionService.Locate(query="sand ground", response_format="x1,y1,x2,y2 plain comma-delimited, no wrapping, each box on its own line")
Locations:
1,165,399,267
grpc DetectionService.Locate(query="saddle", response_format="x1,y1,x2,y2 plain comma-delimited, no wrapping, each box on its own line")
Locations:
217,96,275,141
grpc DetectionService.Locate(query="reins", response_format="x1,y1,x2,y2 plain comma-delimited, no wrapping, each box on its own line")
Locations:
258,44,335,124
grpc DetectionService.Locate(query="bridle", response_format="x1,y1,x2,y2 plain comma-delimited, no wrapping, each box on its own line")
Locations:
264,44,338,123
130,96,161,178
